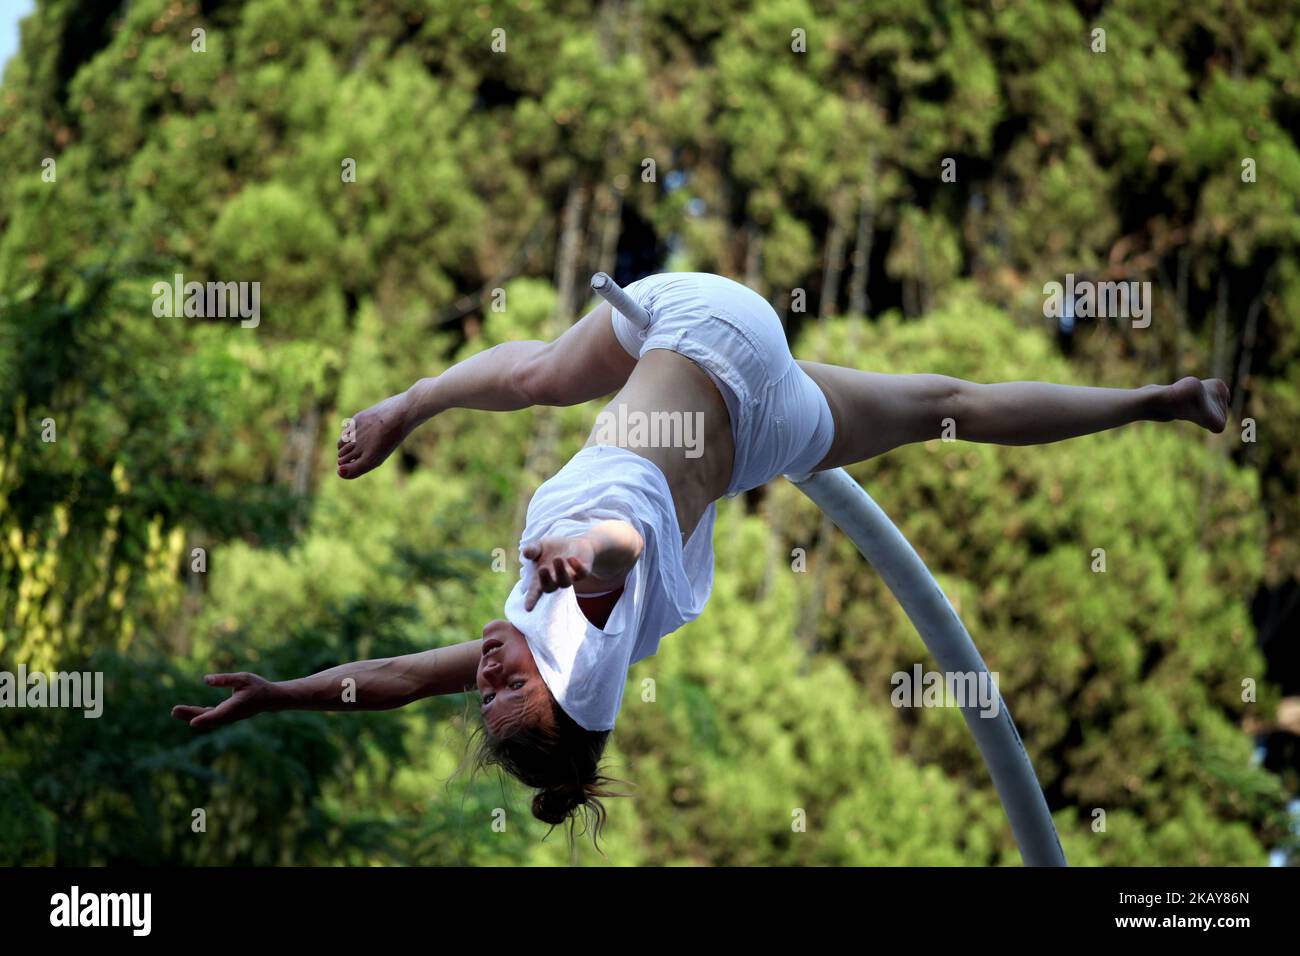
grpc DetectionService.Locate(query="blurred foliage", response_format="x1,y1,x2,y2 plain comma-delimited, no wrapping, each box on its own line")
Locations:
0,0,1296,864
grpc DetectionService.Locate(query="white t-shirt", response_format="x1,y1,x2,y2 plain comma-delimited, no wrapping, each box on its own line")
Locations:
503,444,715,731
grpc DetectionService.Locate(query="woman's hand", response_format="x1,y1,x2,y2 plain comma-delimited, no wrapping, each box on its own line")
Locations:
522,536,598,610
336,391,414,479
171,672,279,729
521,520,643,611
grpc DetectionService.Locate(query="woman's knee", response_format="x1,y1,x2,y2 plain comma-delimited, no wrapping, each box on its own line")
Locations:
918,374,971,426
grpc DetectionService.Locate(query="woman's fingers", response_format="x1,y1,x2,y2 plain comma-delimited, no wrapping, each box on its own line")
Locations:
525,556,561,610
551,557,572,588
524,549,545,609
520,539,588,610
189,703,231,728
204,673,246,688
172,703,227,729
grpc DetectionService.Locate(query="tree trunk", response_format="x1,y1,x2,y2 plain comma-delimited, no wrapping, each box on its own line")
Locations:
1231,284,1266,425
794,511,835,652
1210,274,1229,381
594,183,624,277
847,182,874,317
718,173,739,276
819,190,849,318
276,403,321,507
1173,247,1189,380
1199,275,1231,546
513,180,589,534
553,178,590,323
916,219,931,317
744,220,764,297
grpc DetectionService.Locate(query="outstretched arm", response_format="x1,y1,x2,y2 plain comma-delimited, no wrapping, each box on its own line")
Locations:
171,640,483,729
338,300,636,478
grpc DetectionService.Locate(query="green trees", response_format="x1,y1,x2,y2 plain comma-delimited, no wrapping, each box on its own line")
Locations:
1,0,1293,864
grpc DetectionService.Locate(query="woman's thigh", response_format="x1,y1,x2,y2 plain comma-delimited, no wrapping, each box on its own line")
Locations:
796,361,964,470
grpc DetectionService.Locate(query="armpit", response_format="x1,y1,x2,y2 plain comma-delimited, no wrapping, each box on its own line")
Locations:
575,586,624,629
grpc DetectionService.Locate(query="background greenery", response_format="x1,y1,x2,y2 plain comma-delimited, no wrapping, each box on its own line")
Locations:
1,0,1296,865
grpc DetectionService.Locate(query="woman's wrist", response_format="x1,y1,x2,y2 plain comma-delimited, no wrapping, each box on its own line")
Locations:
584,521,644,584
262,680,297,713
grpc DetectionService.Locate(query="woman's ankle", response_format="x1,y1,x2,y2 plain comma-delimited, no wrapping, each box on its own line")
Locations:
1139,382,1174,422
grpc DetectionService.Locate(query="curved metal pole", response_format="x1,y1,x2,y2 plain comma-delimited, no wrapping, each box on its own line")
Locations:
785,466,1067,866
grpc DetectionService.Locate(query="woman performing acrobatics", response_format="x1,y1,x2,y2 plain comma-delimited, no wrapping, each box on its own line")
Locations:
173,271,1228,840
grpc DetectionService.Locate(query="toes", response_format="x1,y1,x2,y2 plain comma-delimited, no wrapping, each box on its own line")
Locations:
337,441,357,459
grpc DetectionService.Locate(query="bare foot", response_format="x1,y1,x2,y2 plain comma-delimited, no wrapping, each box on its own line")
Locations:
1165,376,1230,433
336,392,413,479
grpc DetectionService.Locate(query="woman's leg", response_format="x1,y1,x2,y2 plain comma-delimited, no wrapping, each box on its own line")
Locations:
796,362,1230,471
337,302,637,478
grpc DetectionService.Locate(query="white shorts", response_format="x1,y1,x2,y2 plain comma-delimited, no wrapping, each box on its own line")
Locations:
609,272,836,497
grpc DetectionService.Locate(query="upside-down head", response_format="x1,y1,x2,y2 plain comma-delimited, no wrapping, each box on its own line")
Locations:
470,619,624,846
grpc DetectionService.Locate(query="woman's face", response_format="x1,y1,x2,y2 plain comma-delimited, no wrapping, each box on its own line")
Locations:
477,619,544,736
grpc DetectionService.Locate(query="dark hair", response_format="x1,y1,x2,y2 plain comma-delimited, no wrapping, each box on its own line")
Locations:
470,686,629,849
